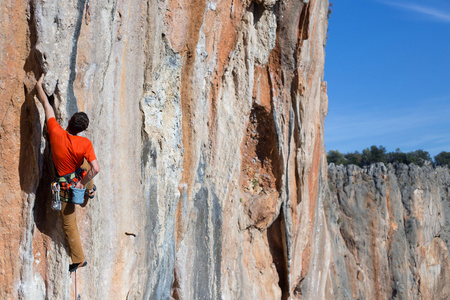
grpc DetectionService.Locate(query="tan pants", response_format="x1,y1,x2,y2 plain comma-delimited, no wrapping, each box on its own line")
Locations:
60,160,93,264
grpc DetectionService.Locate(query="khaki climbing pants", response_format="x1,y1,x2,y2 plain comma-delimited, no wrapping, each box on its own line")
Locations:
60,160,93,264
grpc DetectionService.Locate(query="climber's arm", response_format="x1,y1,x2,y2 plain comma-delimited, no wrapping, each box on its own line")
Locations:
78,159,100,188
36,74,55,121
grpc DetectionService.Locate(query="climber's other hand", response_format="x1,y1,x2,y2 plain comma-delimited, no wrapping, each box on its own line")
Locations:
75,181,85,190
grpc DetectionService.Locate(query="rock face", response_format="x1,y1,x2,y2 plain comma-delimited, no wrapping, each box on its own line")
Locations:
1,0,332,299
327,163,450,299
2,1,450,299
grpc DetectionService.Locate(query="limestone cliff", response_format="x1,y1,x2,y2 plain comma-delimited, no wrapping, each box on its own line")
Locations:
327,163,450,299
0,0,329,299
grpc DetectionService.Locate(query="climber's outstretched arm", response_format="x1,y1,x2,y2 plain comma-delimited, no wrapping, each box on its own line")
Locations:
36,74,55,121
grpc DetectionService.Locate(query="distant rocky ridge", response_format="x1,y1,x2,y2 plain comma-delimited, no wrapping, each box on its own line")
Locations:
326,163,450,299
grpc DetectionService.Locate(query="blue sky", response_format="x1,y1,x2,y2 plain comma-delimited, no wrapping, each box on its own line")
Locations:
324,0,450,158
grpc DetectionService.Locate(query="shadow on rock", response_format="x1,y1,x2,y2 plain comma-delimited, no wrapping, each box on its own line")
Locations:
19,1,67,260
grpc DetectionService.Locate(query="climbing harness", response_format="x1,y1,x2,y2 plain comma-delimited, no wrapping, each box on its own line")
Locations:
56,168,87,192
51,168,87,206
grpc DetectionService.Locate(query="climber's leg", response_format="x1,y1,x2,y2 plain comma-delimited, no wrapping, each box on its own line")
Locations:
60,201,85,264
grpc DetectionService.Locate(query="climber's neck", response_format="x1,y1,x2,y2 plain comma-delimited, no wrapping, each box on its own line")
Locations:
66,127,78,136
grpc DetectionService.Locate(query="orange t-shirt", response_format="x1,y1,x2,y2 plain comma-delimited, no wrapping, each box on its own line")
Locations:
47,117,97,176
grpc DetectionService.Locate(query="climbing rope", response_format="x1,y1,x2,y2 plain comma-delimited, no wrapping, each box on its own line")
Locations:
74,270,77,299
74,270,80,300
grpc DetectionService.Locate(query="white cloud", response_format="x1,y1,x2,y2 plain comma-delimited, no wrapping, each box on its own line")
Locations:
380,1,450,23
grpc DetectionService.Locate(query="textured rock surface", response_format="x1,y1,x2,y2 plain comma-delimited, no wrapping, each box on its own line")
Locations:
3,1,450,299
327,163,450,299
1,0,331,299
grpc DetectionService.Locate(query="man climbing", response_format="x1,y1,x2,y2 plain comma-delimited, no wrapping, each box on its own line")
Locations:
36,73,100,273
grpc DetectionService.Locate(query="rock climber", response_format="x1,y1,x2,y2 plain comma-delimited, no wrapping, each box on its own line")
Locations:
36,73,100,273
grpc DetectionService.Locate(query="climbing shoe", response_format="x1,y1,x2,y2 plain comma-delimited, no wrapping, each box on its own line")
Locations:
88,184,96,199
69,260,87,273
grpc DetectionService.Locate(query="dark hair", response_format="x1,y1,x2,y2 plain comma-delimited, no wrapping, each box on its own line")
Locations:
68,112,89,134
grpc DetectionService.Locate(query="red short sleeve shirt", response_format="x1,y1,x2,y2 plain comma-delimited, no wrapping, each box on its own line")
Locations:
47,117,97,176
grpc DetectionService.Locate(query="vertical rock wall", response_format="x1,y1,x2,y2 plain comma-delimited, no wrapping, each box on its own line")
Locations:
1,0,330,299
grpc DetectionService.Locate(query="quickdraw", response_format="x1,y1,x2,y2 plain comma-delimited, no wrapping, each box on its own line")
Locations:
51,182,61,210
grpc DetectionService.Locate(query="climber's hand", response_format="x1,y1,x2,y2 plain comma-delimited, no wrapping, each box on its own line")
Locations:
36,74,46,105
35,73,55,121
75,181,85,190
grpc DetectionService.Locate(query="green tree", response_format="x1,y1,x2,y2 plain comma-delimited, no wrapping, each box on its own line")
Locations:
344,151,362,166
387,148,408,164
327,150,346,165
406,149,432,167
328,147,445,167
361,145,387,166
435,151,450,166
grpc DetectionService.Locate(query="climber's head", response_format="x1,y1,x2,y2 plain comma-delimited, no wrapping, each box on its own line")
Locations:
67,112,89,134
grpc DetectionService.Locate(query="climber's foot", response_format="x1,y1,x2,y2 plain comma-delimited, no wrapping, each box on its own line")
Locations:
69,260,87,273
88,184,96,199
